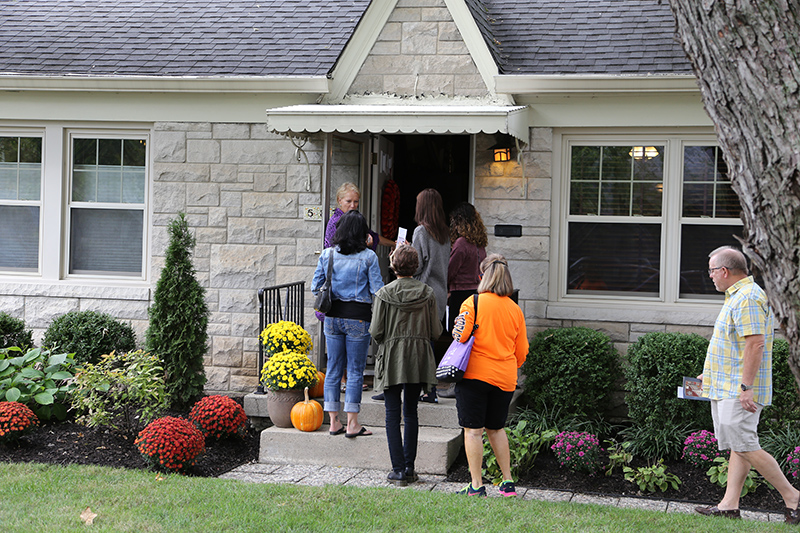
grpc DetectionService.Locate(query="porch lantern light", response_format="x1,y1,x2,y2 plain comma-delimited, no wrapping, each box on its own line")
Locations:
629,146,659,160
489,134,515,162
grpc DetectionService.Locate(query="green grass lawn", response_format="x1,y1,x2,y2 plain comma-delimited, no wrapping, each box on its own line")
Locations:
1,462,792,532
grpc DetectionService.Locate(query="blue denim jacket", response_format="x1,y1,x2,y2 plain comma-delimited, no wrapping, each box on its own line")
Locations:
312,247,384,303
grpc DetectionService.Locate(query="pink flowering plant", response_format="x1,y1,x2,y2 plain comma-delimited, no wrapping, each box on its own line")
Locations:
681,430,728,470
551,431,604,475
787,446,800,479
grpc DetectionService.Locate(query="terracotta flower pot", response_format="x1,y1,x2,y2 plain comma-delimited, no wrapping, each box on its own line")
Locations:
265,389,305,428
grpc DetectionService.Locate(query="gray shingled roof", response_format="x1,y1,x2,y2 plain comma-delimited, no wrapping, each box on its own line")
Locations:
0,0,370,77
482,0,693,75
0,0,693,79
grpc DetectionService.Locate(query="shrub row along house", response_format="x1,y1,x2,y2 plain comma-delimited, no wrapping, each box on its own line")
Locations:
0,0,737,395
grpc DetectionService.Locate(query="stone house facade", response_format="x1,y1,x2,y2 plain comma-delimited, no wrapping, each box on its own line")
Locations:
1,0,731,395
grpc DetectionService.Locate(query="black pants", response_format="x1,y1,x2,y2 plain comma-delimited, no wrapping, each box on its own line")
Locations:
384,383,423,472
448,289,476,333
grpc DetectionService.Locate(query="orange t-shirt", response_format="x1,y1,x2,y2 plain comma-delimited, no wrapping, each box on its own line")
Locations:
453,292,528,391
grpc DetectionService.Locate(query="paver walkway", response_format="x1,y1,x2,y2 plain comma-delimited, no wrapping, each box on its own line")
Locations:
220,462,786,523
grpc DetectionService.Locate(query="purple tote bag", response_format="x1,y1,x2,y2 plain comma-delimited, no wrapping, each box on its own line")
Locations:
436,294,478,383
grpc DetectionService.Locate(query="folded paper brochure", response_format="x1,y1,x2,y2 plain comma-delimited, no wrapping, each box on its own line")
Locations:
677,376,710,401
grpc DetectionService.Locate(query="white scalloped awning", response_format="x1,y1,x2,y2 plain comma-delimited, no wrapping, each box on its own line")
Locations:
265,104,529,142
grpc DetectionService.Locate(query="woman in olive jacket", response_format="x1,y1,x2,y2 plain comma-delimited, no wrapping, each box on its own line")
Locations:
370,245,443,486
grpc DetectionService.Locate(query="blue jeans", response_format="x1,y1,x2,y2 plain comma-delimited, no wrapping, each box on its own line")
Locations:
323,317,371,413
384,383,422,472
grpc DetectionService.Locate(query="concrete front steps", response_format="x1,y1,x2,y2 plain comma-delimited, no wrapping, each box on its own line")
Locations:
245,391,463,475
244,388,522,476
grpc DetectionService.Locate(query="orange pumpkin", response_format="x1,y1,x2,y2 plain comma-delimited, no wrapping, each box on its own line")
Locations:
308,371,325,398
290,387,324,432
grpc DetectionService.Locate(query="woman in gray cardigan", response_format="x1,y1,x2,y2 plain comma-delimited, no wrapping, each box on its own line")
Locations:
411,188,450,402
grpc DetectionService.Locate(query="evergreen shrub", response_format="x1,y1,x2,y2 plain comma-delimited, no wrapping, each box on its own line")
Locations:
146,213,208,408
42,311,136,365
762,338,800,432
624,331,711,430
521,327,621,421
0,313,33,350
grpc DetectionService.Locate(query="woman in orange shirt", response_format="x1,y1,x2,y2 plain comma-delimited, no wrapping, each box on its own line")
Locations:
452,254,528,497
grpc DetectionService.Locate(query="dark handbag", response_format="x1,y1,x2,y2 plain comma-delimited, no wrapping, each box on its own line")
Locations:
436,294,478,383
314,249,334,313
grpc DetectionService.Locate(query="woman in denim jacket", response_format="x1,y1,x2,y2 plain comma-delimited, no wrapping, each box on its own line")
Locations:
312,210,384,437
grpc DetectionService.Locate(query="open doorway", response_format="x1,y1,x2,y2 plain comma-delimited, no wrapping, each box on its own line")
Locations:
384,134,472,233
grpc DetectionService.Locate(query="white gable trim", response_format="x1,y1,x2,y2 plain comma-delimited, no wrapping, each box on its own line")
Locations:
266,104,529,142
444,0,506,102
326,0,400,102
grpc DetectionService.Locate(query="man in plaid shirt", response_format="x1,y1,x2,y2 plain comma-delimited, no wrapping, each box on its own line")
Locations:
695,246,800,523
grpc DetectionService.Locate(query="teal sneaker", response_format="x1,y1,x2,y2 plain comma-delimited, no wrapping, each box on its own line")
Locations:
498,480,517,497
456,483,487,497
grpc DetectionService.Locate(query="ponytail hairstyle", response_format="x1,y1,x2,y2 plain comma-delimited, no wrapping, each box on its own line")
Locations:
477,254,514,296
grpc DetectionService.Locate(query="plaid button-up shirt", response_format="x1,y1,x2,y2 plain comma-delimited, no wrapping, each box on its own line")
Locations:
702,276,773,406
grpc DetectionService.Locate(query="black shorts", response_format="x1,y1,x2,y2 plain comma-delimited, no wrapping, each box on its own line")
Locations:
455,378,514,430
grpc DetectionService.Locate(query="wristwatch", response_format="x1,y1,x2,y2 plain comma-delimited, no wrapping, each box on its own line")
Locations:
740,383,752,392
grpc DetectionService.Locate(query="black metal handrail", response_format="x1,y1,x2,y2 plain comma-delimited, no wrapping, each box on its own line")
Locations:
256,281,305,393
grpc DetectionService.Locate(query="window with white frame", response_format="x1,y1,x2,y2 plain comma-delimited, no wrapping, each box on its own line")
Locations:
564,136,743,301
0,135,42,273
68,135,147,276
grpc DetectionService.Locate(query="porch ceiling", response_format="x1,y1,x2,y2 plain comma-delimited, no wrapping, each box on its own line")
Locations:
265,104,529,143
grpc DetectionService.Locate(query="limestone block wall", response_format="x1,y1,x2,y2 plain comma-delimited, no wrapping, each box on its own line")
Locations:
348,0,489,98
151,122,326,394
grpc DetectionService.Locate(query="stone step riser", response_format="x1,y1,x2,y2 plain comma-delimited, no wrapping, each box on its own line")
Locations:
259,424,463,475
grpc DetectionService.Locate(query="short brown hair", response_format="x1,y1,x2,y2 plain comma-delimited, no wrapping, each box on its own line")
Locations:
390,244,419,276
477,254,514,296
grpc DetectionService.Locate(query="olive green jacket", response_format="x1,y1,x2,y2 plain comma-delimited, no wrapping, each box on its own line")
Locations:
370,277,443,392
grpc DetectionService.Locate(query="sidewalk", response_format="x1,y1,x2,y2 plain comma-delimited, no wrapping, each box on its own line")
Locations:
220,462,786,524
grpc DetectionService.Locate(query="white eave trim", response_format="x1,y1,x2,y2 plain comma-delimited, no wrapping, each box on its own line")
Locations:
495,74,699,94
265,104,529,142
0,75,330,93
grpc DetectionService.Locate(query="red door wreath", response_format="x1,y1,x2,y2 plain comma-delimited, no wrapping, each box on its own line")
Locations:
380,179,400,240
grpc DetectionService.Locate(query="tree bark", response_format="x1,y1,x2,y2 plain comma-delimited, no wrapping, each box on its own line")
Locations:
668,0,800,385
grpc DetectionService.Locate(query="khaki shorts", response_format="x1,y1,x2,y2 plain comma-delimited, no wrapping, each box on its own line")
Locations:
710,399,762,452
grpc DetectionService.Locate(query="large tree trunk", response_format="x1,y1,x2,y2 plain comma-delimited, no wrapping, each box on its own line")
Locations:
668,0,800,385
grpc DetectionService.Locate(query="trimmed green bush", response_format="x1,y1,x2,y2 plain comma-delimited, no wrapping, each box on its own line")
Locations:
521,327,621,421
42,311,136,365
624,331,712,430
0,312,33,350
762,338,800,432
146,213,208,408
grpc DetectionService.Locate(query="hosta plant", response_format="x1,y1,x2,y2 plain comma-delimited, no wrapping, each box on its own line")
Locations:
706,456,763,497
0,346,75,421
551,431,604,475
681,430,728,470
135,416,205,473
189,395,248,439
0,401,39,443
623,459,682,493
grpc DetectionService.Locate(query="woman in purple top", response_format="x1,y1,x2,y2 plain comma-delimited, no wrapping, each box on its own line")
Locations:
447,202,488,333
325,182,393,250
